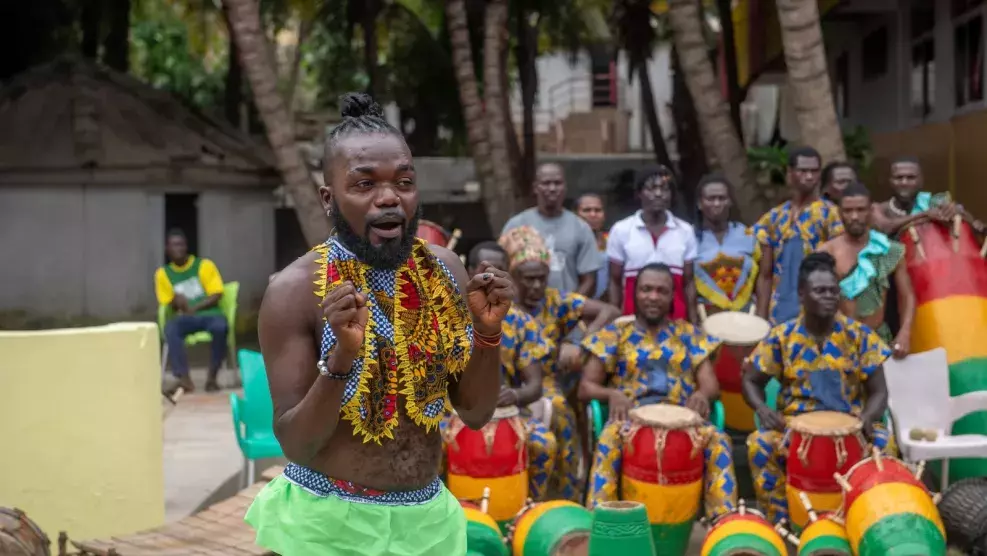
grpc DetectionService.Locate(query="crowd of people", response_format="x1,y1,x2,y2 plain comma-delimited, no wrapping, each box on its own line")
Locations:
154,92,983,555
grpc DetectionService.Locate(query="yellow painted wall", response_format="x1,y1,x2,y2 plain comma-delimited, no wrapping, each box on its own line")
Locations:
0,323,164,540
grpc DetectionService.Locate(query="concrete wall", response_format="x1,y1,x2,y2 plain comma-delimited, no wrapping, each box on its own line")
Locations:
0,186,275,324
0,323,164,540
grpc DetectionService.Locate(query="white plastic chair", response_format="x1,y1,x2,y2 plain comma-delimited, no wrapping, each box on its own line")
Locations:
528,397,553,426
884,347,987,491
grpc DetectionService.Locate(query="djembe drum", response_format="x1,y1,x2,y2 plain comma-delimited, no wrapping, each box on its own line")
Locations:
701,309,770,432
445,406,529,526
785,412,866,530
621,404,709,554
416,220,451,246
461,500,510,556
700,502,788,556
0,508,50,556
508,500,592,556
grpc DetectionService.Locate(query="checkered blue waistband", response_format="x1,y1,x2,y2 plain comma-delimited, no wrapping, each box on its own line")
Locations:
282,463,442,506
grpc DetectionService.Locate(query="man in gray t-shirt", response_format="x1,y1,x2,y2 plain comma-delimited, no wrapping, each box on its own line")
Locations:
501,163,601,296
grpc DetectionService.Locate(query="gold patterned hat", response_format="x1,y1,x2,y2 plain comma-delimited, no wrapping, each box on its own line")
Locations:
498,225,551,270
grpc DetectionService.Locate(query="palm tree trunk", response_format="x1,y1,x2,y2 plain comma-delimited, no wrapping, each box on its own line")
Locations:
516,8,538,195
223,0,330,246
635,56,673,168
716,0,744,136
81,0,101,60
668,0,761,222
482,0,516,231
670,45,709,208
775,0,846,163
363,0,381,97
285,18,313,116
102,0,131,72
223,7,243,128
446,0,498,223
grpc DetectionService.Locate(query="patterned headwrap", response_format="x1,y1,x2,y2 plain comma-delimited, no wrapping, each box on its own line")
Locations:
498,225,551,270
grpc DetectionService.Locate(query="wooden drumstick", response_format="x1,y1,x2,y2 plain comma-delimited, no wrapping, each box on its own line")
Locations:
698,304,708,323
834,472,853,492
908,227,926,260
914,460,927,481
872,447,884,471
748,304,757,315
953,215,962,252
933,492,942,505
980,237,987,258
774,521,800,546
798,491,818,523
447,228,463,251
480,487,490,514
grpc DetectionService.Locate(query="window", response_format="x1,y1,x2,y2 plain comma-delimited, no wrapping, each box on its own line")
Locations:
954,15,984,107
862,27,889,81
834,53,849,118
911,40,936,117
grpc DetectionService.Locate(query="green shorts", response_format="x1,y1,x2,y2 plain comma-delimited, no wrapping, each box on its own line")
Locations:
245,463,466,556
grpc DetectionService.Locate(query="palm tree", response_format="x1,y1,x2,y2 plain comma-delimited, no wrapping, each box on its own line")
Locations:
223,0,330,245
775,0,846,163
667,0,761,221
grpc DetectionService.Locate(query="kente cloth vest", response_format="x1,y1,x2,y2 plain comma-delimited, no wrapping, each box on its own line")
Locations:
695,223,759,311
163,256,221,316
313,237,473,444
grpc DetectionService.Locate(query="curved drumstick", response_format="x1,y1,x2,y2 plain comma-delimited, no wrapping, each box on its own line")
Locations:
908,227,926,260
480,486,490,514
447,229,463,251
698,304,708,323
798,491,819,523
775,519,800,546
953,214,962,252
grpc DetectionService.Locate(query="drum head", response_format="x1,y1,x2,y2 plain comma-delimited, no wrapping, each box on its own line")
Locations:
789,411,862,435
702,311,770,345
630,404,703,429
493,405,519,419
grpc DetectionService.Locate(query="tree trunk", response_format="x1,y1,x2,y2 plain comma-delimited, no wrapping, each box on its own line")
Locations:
635,56,674,169
223,0,330,246
515,8,538,196
670,45,709,211
363,0,381,97
500,34,524,203
775,0,846,163
223,8,243,128
668,0,762,222
446,0,497,220
482,0,516,231
285,18,312,116
80,0,101,60
716,0,744,137
102,0,130,72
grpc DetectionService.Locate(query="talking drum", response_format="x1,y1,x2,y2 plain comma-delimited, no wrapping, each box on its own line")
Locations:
838,454,946,556
785,411,866,530
416,219,451,246
0,508,50,556
700,504,788,556
445,406,529,525
796,514,851,556
621,404,708,555
508,500,592,556
702,310,770,432
461,501,510,556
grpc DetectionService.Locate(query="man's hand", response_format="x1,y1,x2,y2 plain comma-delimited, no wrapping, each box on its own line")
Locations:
174,294,190,314
891,332,910,359
467,262,515,335
862,420,876,442
685,392,711,420
559,343,582,373
497,387,519,407
756,405,786,432
930,203,959,223
324,281,369,357
608,390,634,422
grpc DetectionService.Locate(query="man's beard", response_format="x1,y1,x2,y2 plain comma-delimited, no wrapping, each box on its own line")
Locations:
332,199,423,270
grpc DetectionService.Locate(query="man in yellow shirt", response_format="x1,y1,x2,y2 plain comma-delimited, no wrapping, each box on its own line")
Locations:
155,229,227,392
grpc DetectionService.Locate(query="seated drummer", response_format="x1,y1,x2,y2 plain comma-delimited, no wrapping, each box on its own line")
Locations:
742,252,892,525
579,262,739,518
444,241,559,500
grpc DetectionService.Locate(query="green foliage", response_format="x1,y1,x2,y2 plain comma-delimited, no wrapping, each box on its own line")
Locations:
747,126,876,186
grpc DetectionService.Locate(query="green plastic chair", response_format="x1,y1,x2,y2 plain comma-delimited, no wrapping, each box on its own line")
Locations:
587,398,726,443
231,349,284,487
158,281,240,375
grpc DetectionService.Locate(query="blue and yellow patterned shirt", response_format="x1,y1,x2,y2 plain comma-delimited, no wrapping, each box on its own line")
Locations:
581,319,720,406
753,199,844,319
500,306,554,389
744,313,891,417
533,287,586,347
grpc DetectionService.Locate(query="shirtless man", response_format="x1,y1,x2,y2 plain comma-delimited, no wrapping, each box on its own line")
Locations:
818,182,914,358
245,93,510,555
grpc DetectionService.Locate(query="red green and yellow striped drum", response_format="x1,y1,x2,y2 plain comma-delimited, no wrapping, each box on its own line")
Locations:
445,406,529,525
507,500,591,556
797,514,851,556
700,504,788,556
461,501,510,556
621,404,707,554
702,309,770,432
839,454,946,555
902,219,987,482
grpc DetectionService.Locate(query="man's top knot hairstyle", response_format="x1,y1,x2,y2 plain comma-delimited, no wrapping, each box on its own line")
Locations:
798,251,838,288
325,92,402,168
340,92,385,119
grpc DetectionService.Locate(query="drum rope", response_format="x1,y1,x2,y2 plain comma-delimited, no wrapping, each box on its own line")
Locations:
654,429,668,485
507,417,528,471
797,433,814,467
834,437,849,468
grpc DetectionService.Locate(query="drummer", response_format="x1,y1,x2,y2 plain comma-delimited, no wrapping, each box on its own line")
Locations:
742,252,892,525
499,226,621,502
579,262,738,518
437,241,560,501
693,173,761,314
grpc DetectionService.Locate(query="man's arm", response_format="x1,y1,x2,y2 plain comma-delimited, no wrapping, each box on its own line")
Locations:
740,361,774,412
434,246,501,430
607,261,624,311
260,255,349,466
893,259,915,347
683,264,698,324
870,203,928,236
574,219,602,297
755,242,774,320
515,363,544,406
581,298,620,334
154,268,176,308
861,366,890,427
577,354,619,402
694,359,720,401
189,259,224,313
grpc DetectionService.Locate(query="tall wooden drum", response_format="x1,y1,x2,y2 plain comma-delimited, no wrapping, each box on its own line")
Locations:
702,310,770,432
785,412,866,530
416,219,451,246
445,406,529,526
700,504,787,556
621,404,708,554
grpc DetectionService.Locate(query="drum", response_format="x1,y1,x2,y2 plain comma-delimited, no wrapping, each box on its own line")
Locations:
700,504,788,556
785,411,866,530
797,515,851,556
417,219,451,246
621,404,708,554
701,310,771,432
838,454,946,555
461,501,510,556
445,406,529,525
508,500,591,556
0,508,50,556
903,219,987,483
